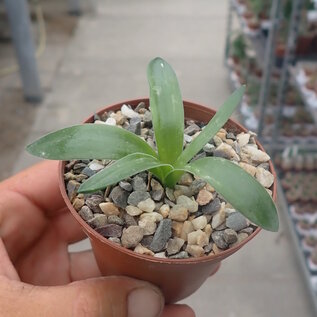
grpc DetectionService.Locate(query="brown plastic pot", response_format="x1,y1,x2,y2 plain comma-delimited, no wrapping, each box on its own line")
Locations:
58,98,277,303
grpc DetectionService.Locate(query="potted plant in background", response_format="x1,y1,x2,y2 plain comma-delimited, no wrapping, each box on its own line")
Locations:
26,57,279,303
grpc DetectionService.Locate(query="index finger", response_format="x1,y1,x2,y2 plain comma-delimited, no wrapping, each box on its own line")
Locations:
0,161,65,216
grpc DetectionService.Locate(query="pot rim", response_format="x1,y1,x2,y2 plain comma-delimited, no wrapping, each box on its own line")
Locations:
58,97,277,265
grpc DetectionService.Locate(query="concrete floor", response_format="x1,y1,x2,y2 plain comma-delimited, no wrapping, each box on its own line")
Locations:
2,0,316,316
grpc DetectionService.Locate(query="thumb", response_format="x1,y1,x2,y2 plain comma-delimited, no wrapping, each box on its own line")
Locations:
0,276,164,317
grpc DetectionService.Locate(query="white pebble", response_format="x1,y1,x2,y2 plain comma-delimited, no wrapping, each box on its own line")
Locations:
121,104,140,119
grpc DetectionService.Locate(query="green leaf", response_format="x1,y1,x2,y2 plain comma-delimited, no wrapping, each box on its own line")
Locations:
183,157,279,232
26,124,158,160
147,57,184,164
175,86,245,167
78,153,173,193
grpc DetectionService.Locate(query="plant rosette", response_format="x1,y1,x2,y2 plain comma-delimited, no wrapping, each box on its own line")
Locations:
27,58,278,303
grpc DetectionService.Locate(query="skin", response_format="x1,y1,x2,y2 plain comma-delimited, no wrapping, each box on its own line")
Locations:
0,161,195,317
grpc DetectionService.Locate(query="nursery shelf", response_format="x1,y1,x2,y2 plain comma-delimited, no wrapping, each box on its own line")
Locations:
230,0,269,70
289,66,317,124
277,180,317,314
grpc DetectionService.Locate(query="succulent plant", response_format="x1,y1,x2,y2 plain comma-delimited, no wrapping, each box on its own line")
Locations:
27,57,278,231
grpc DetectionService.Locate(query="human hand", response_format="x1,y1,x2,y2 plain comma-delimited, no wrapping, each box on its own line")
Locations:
0,161,195,317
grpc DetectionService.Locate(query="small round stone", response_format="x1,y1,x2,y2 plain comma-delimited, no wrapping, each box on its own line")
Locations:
202,198,221,215
211,207,226,229
168,205,189,221
138,217,157,235
126,205,143,216
137,198,156,213
132,176,147,191
99,202,120,216
191,215,208,230
119,181,133,192
169,251,189,259
88,214,107,228
176,195,198,213
159,204,170,218
105,117,116,125
96,224,122,238
72,197,85,211
185,245,205,257
134,244,154,256
110,186,129,209
226,212,248,231
178,173,194,186
127,191,151,206
181,221,195,241
107,215,124,226
121,104,140,118
78,206,93,221
223,228,238,244
196,189,214,206
149,219,172,252
255,167,274,188
166,237,185,256
212,231,228,249
121,226,144,248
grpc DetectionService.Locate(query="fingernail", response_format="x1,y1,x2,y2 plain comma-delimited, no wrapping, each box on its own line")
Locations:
128,287,163,317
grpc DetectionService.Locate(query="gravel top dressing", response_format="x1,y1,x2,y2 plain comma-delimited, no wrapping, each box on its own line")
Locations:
64,102,274,259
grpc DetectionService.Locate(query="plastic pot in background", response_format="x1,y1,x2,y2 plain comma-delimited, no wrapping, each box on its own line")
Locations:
59,99,277,303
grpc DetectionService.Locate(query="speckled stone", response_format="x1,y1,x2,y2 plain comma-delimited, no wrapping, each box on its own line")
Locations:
212,231,228,249
78,206,94,221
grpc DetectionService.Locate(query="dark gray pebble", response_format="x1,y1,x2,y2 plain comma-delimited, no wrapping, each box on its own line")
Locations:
127,191,151,206
110,186,129,208
131,176,147,191
119,181,133,192
226,212,248,232
141,236,154,248
149,219,172,252
202,198,221,215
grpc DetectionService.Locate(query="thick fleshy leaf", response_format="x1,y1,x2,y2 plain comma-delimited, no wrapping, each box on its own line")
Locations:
147,57,184,164
78,153,173,193
175,86,245,167
183,157,279,232
26,124,158,160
